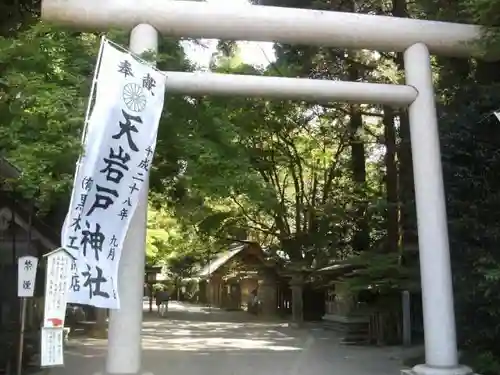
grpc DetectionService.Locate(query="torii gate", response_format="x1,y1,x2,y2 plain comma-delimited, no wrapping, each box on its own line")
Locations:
42,1,482,375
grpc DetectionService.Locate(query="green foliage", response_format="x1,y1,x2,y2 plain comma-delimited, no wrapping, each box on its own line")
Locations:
0,23,97,205
0,21,198,209
440,98,500,373
424,0,500,372
146,205,217,266
462,0,500,58
462,351,500,375
341,251,420,293
166,254,199,281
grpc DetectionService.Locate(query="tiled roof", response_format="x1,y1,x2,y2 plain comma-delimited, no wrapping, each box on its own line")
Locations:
197,243,247,278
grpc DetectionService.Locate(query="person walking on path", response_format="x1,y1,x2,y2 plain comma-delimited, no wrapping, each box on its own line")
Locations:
155,288,169,317
248,288,260,315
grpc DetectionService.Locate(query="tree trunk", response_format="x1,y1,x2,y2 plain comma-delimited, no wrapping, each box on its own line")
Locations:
290,274,304,326
149,284,153,312
348,66,369,253
392,0,418,253
259,271,277,317
383,106,399,253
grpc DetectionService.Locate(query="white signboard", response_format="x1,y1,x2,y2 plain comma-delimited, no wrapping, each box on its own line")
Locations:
62,38,166,309
18,255,38,297
43,249,72,327
40,327,64,367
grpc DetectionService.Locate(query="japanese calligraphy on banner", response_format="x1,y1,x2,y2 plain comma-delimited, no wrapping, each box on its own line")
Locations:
62,38,166,309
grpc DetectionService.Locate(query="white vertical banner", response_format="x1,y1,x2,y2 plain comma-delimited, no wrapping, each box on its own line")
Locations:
17,255,38,297
62,38,166,309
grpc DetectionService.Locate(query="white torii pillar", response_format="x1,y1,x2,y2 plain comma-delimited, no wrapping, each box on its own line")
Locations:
105,24,158,375
41,2,483,375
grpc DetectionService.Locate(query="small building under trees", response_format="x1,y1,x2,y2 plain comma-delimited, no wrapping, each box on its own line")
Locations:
196,241,282,314
317,259,423,346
